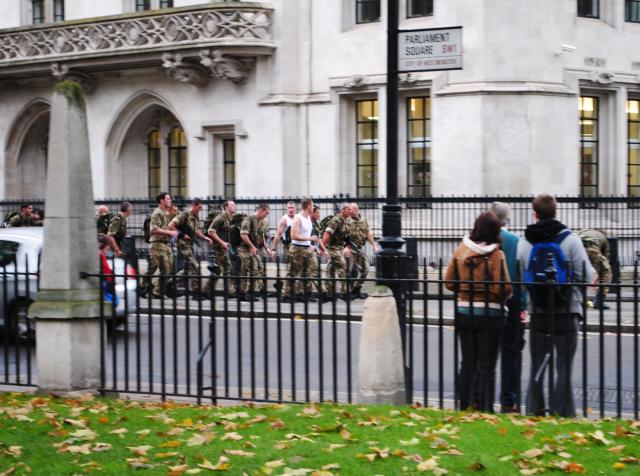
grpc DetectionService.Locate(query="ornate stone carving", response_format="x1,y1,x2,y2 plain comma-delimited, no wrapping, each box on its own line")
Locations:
398,73,417,86
50,63,96,94
589,70,614,85
161,53,209,87
0,7,273,64
344,76,368,89
584,57,606,68
199,49,253,84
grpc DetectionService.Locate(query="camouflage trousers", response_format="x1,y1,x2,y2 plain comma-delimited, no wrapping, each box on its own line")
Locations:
325,247,348,295
177,241,201,293
349,249,369,289
586,244,612,293
211,247,235,293
150,242,174,297
238,247,264,295
283,245,324,296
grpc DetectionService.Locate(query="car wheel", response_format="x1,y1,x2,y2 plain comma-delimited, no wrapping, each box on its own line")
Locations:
8,298,35,343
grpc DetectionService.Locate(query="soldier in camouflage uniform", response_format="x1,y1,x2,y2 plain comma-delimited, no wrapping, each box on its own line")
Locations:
207,200,237,294
106,202,132,258
238,203,274,301
321,203,353,298
578,228,612,309
169,198,213,298
7,203,42,227
347,203,377,299
149,193,179,298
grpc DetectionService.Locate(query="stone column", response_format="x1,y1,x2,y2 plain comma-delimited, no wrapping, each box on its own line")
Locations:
357,286,406,404
29,80,101,392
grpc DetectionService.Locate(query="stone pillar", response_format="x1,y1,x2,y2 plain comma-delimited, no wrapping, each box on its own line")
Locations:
29,80,101,392
357,286,406,405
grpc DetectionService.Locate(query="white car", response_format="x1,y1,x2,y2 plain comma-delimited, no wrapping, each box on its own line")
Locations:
0,227,137,341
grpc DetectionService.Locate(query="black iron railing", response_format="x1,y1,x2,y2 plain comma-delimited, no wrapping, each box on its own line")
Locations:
79,254,640,419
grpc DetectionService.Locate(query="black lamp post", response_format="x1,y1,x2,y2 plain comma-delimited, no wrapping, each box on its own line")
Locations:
376,0,410,400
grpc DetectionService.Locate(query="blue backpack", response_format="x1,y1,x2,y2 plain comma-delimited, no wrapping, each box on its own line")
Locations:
524,230,572,311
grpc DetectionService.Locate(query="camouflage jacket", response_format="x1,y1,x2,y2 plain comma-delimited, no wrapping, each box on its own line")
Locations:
240,215,268,249
171,210,201,246
8,214,38,227
578,229,610,259
107,214,128,247
347,215,370,249
149,207,172,243
208,213,232,248
324,214,349,249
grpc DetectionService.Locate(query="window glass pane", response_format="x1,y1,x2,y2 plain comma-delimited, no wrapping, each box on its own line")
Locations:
357,100,374,121
406,97,431,198
356,0,380,23
356,99,379,198
408,0,433,18
53,0,65,21
32,0,44,24
357,123,375,141
160,0,174,8
627,1,640,22
136,0,151,11
577,0,599,18
628,99,640,122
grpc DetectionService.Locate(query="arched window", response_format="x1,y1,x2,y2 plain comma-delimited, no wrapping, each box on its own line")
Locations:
168,127,188,198
148,130,161,198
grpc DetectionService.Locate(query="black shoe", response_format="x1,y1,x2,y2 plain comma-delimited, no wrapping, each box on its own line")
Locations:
320,294,335,303
295,294,317,303
281,295,294,303
273,281,283,291
352,289,368,299
241,293,259,302
593,297,610,310
338,293,350,301
165,289,184,299
207,264,220,275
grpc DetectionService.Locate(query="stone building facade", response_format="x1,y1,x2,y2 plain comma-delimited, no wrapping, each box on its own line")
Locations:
0,0,639,200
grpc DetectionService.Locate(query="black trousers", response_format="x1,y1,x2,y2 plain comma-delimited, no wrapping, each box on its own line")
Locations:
500,298,526,408
456,314,504,412
526,313,579,417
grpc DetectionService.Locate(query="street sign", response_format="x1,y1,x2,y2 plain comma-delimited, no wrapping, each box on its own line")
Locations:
398,26,463,72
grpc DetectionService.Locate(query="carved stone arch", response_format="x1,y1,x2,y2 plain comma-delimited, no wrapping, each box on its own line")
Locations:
4,98,51,166
105,90,187,163
4,98,51,198
104,90,188,198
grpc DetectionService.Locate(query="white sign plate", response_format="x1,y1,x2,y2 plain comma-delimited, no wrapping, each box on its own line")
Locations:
398,27,463,72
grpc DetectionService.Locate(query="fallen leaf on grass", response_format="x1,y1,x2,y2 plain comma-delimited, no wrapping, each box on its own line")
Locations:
265,460,285,468
589,430,611,446
109,428,128,438
521,448,544,459
468,462,485,471
270,419,286,430
220,412,249,421
136,429,151,437
608,445,625,454
187,432,215,446
522,430,537,440
69,429,97,441
612,463,625,470
199,456,230,471
63,418,87,428
416,456,447,474
127,456,157,469
160,440,181,448
326,444,345,452
168,465,189,476
58,443,92,454
156,452,179,459
5,446,21,457
92,442,112,452
221,432,243,441
399,438,420,446
564,462,586,473
128,445,153,456
223,449,255,457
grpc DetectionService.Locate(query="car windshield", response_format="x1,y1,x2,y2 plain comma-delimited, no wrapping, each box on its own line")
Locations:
0,240,19,267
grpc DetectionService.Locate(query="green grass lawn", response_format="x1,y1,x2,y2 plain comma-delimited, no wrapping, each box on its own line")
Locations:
0,393,638,475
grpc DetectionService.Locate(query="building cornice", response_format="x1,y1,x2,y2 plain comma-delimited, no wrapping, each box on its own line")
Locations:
433,81,576,97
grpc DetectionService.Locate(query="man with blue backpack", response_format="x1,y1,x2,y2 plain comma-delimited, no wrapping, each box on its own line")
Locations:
517,194,594,417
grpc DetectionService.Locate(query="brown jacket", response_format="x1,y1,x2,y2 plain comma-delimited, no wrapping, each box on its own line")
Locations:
445,237,512,306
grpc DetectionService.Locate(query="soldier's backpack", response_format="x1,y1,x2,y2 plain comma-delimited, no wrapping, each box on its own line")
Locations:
316,215,334,238
143,214,152,243
228,213,248,247
3,211,20,227
524,229,572,312
203,209,222,232
96,212,114,235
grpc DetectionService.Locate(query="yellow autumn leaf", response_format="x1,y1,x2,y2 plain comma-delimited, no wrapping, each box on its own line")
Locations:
156,452,179,459
612,463,625,470
160,440,181,448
